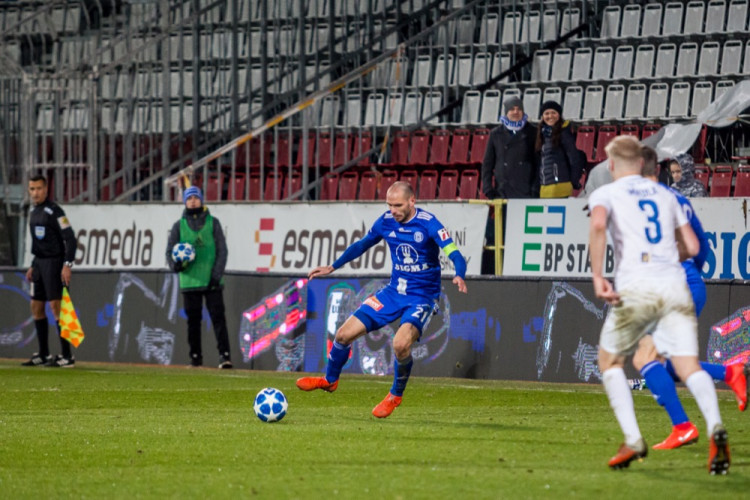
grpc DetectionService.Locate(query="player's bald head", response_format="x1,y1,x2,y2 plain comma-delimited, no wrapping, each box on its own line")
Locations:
387,181,415,200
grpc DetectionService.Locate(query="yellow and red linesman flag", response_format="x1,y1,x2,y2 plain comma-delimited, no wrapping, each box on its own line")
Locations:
60,287,85,347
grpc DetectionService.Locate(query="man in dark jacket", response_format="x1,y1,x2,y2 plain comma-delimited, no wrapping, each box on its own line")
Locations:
481,97,539,199
166,186,232,368
23,174,78,367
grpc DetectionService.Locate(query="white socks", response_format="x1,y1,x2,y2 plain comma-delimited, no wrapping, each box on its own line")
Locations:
685,369,722,433
603,367,642,446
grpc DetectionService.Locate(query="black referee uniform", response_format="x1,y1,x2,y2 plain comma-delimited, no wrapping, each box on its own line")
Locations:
28,198,77,360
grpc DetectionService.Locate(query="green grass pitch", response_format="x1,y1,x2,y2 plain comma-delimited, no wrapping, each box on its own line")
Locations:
0,359,747,498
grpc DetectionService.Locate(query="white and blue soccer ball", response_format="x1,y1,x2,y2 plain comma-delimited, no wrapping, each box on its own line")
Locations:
253,387,288,423
171,242,195,263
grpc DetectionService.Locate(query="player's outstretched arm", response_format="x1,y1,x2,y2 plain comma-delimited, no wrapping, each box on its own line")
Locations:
453,276,468,294
308,265,334,280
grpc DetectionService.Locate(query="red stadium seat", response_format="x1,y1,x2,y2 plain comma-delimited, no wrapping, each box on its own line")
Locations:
575,125,596,163
694,165,710,192
710,165,733,197
274,134,293,168
320,173,339,201
448,128,471,166
438,170,459,199
264,171,284,200
333,133,353,167
458,169,479,199
594,125,618,163
401,170,419,193
295,133,316,168
419,170,438,199
378,170,398,199
733,166,750,197
641,123,662,140
205,172,223,201
353,131,373,166
428,129,451,167
408,130,431,166
248,173,262,200
316,132,334,168
620,124,640,138
338,171,359,200
358,171,377,200
228,173,246,200
469,128,491,166
389,130,411,167
237,136,272,167
283,171,302,199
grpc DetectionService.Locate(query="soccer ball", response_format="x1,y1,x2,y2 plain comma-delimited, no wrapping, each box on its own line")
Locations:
171,242,195,263
253,387,288,423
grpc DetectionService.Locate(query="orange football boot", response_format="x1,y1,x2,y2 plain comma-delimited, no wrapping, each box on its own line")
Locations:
652,422,699,450
295,376,338,392
372,393,402,418
608,440,647,470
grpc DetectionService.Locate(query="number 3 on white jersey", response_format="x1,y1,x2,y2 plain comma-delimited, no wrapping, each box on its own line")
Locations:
397,277,408,295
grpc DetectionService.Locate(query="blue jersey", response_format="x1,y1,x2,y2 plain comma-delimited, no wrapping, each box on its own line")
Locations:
671,188,709,314
332,208,461,301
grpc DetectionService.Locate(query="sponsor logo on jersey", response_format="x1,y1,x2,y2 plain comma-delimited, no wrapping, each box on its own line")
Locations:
438,228,450,241
414,231,424,242
364,295,384,311
58,216,71,229
34,226,45,239
398,227,411,233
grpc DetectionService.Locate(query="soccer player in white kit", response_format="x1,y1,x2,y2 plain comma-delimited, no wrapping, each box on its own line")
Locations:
588,136,729,474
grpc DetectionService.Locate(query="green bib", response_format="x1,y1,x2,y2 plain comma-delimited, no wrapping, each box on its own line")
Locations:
178,213,216,290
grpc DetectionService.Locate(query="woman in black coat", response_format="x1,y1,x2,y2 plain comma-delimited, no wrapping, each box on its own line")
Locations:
535,101,585,198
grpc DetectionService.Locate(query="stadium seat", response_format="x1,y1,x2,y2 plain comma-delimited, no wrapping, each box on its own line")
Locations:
264,171,284,200
428,129,451,167
448,129,471,166
320,173,339,201
295,133,316,169
408,130,431,166
401,170,419,193
353,131,372,166
694,165,710,191
358,171,377,201
458,170,479,199
248,173,262,200
419,170,438,200
338,171,359,200
620,4,642,37
205,172,223,201
575,125,596,162
620,124,640,138
469,128,491,166
711,165,733,197
733,166,750,197
727,0,749,31
378,170,398,199
316,131,334,168
388,130,410,167
641,123,662,139
228,173,246,200
274,134,293,168
438,170,459,199
283,171,302,199
333,132,353,167
594,125,618,163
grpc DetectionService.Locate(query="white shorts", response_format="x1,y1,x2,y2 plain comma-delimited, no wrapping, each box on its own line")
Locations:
599,276,697,358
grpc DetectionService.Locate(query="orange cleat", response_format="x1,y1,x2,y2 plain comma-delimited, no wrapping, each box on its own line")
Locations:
652,423,699,450
708,425,730,475
372,393,403,418
608,439,647,470
724,363,749,412
295,376,338,392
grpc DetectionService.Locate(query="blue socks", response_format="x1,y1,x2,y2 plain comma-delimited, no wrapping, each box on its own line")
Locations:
665,359,727,382
641,360,689,426
325,341,350,383
390,355,413,397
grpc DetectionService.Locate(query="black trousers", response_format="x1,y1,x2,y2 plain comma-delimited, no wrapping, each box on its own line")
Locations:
182,289,230,361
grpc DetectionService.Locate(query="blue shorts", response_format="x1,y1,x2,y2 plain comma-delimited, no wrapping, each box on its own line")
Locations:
353,286,438,336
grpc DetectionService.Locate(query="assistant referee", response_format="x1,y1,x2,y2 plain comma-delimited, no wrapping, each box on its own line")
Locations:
23,174,77,367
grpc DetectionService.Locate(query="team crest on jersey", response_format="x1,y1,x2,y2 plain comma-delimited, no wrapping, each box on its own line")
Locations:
413,231,424,242
438,228,450,241
58,216,71,229
364,296,384,311
396,243,419,264
34,226,45,239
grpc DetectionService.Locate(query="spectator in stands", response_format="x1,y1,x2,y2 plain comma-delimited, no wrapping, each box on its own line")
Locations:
481,97,538,199
670,153,707,198
166,186,232,369
535,101,584,198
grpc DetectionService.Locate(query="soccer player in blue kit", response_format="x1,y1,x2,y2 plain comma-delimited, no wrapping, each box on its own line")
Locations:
632,146,748,454
296,181,468,418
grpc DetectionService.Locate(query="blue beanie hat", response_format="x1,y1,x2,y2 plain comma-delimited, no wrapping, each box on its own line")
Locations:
183,186,203,204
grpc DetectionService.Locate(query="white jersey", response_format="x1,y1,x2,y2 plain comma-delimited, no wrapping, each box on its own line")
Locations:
589,174,688,287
